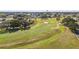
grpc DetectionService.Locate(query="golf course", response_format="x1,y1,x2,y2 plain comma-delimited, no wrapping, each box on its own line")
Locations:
0,17,78,49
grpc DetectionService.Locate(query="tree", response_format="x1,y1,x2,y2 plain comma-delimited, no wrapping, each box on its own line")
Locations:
11,20,20,27
62,16,78,32
56,14,61,21
8,20,21,31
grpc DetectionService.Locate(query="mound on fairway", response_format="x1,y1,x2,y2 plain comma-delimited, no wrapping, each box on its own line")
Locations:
15,28,79,49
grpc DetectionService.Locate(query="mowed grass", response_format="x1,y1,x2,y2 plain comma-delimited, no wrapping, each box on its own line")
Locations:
16,27,79,49
0,18,78,48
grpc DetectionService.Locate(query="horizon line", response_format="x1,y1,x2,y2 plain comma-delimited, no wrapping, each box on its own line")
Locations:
0,10,79,12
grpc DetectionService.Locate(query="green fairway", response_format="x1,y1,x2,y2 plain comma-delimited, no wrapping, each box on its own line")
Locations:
0,18,78,48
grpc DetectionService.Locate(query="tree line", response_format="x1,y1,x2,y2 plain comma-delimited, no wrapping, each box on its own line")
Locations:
61,16,79,33
0,14,34,32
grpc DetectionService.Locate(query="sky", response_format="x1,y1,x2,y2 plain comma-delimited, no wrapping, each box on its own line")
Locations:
0,0,79,11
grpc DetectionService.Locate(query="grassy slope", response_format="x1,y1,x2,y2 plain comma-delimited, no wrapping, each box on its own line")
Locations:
15,18,79,49
16,26,79,49
0,18,78,48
